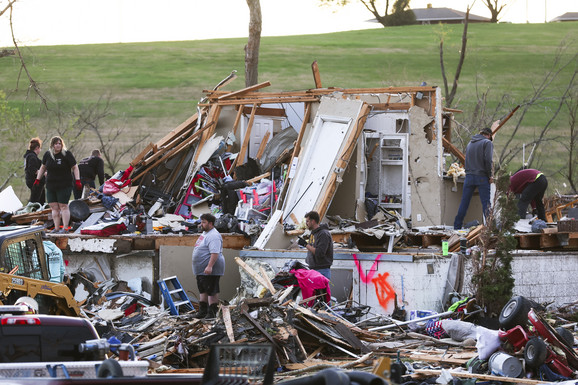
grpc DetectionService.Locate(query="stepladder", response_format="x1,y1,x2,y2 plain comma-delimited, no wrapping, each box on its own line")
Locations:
157,276,194,315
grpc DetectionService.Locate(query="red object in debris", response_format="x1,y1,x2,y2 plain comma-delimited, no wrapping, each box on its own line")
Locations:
500,308,578,377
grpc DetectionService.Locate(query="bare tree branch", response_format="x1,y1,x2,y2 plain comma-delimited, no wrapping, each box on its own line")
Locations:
8,3,48,107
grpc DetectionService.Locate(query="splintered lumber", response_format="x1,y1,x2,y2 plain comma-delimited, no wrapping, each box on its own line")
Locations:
217,81,272,100
221,305,235,342
311,60,322,88
232,104,259,170
11,209,52,224
492,105,520,135
414,369,547,384
246,172,271,185
255,131,271,160
234,257,275,294
442,137,465,165
449,225,483,252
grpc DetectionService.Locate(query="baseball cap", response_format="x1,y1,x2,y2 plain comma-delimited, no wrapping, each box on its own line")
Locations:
480,127,493,140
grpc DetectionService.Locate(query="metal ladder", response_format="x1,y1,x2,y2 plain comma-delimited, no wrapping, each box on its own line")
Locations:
157,276,194,315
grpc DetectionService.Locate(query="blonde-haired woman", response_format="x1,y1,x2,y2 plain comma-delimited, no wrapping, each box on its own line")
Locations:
34,136,81,233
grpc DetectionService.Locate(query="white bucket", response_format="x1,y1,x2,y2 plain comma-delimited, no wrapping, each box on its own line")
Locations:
488,352,523,378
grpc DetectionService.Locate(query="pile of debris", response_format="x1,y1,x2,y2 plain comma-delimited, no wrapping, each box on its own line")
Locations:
69,258,578,383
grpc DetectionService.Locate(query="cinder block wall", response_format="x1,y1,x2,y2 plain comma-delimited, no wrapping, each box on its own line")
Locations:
510,252,578,306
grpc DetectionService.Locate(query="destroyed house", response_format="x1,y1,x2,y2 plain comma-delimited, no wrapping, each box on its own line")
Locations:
44,73,577,316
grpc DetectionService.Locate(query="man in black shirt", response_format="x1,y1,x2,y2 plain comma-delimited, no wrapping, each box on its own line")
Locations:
298,211,334,280
74,149,105,199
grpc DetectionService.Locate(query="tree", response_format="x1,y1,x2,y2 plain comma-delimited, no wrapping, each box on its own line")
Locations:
483,0,506,23
0,90,35,191
245,0,262,87
320,0,415,27
439,9,470,107
556,75,578,193
73,95,150,175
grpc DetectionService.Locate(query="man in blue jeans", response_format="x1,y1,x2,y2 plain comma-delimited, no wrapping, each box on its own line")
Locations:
454,121,499,229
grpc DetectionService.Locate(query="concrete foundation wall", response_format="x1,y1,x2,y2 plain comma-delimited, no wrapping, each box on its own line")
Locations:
158,246,241,303
62,247,578,315
509,252,578,305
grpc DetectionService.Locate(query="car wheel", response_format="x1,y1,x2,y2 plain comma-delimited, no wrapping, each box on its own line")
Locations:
97,359,124,378
524,337,548,368
499,296,530,330
555,327,575,348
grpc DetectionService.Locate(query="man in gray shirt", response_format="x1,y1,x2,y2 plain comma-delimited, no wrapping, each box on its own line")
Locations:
192,213,225,319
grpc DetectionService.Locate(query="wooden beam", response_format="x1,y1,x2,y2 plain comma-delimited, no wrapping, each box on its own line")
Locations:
217,81,272,100
442,137,465,166
311,60,322,88
141,125,195,167
255,131,271,160
235,257,275,294
242,106,286,117
193,104,222,165
156,112,200,149
246,172,271,185
221,305,235,342
414,369,547,384
130,142,154,168
232,104,259,169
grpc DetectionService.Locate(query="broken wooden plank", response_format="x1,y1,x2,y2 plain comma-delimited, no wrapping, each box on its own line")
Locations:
442,137,465,166
334,322,370,353
414,369,547,384
311,60,322,88
241,106,286,117
221,305,235,342
234,256,275,293
218,81,272,100
255,131,271,160
246,171,271,185
259,266,277,294
233,103,259,169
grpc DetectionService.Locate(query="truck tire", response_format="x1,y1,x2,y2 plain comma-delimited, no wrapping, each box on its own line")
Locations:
555,327,575,348
499,296,530,330
97,359,124,378
524,337,548,368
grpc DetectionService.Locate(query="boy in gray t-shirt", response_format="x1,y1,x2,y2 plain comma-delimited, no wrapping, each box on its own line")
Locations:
191,213,224,319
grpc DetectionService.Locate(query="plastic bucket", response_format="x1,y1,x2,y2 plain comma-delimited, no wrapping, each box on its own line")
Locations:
488,352,523,378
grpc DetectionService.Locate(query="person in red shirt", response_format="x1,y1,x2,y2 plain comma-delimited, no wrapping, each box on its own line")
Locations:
509,168,548,221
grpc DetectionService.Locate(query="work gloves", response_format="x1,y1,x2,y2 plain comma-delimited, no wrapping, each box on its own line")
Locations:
75,180,82,191
297,237,308,247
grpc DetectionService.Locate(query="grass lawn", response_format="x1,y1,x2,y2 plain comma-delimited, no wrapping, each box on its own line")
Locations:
1,21,577,200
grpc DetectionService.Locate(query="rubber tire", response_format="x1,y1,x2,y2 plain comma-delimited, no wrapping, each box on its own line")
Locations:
97,359,123,378
499,296,530,330
555,326,575,348
524,337,548,368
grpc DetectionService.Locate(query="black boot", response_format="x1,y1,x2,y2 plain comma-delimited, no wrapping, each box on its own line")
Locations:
205,303,219,319
192,301,208,318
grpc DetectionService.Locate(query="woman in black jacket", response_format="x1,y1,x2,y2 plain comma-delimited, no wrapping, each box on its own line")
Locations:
34,136,81,233
23,137,45,204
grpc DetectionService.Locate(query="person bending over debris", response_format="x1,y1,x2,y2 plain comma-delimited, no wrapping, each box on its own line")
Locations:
453,121,499,230
192,213,224,319
299,211,333,280
509,168,548,221
74,149,105,199
35,136,81,233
